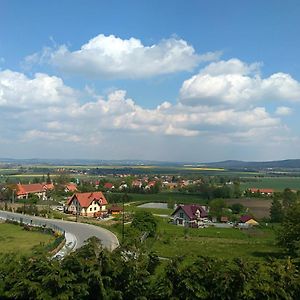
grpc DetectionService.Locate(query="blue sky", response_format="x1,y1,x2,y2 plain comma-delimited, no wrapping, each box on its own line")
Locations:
0,0,300,162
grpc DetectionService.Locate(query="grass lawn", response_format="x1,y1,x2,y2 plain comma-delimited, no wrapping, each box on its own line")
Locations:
146,218,280,261
0,222,55,254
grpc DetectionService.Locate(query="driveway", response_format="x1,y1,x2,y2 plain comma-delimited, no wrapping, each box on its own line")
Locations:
0,211,119,251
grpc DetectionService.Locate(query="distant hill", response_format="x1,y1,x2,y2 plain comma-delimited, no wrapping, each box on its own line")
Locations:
1,157,300,170
203,159,300,169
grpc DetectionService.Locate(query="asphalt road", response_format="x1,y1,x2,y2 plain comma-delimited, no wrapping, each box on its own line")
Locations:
0,211,119,251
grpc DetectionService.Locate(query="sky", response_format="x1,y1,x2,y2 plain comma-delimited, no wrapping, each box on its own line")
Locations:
1,0,300,162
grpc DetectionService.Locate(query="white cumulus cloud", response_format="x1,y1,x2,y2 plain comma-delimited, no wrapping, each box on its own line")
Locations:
180,59,300,106
27,34,221,79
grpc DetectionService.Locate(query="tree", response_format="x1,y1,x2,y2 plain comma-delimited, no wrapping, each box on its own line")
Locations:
230,203,245,214
131,211,157,237
270,198,283,223
277,202,300,255
46,172,51,184
282,188,297,209
209,199,227,220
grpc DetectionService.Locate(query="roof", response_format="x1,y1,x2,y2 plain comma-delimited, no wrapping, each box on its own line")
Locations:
67,192,108,208
17,183,45,195
249,188,274,193
65,183,77,192
240,215,255,223
109,205,122,212
104,182,114,189
172,204,208,220
43,183,54,190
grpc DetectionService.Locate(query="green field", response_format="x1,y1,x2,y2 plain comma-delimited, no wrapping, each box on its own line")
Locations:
0,223,55,254
109,192,206,204
146,218,279,261
241,176,300,191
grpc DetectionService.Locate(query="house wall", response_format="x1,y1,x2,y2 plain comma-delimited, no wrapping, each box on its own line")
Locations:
173,208,191,226
85,201,107,217
17,191,46,200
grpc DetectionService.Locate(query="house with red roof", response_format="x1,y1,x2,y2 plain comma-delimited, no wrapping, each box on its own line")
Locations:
16,183,49,200
144,181,157,190
248,188,274,196
171,204,208,227
66,191,108,217
239,215,259,226
64,183,78,193
104,182,115,190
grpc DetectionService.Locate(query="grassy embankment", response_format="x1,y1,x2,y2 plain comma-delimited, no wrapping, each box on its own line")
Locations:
0,222,55,254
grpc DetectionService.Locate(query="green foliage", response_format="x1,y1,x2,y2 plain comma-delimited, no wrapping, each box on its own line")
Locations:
131,211,157,237
0,237,300,299
230,203,245,214
270,198,284,223
278,202,300,256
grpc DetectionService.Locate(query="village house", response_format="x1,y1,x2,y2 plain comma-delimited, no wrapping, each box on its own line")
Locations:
248,188,274,196
64,183,78,193
239,215,259,227
144,180,156,190
172,204,208,227
66,191,108,217
108,205,123,215
16,183,54,201
104,182,115,190
131,180,142,189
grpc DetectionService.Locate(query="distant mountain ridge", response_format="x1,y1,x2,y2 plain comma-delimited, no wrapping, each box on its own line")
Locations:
1,158,300,169
203,159,300,169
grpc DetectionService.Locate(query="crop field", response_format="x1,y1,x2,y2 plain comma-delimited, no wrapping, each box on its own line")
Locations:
240,176,300,191
0,222,55,254
147,218,280,261
225,198,272,219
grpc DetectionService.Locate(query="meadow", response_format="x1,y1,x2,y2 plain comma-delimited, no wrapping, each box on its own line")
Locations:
0,222,55,254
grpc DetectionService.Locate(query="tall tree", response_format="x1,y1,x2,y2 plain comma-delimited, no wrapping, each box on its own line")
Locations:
270,198,283,223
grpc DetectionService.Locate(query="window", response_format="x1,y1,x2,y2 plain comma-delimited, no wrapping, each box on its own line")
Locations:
179,212,184,218
94,207,97,210
90,207,92,211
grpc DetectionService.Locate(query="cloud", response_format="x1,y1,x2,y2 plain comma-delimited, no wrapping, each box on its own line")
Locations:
275,106,293,116
0,69,77,108
180,58,300,106
0,69,295,161
26,34,221,79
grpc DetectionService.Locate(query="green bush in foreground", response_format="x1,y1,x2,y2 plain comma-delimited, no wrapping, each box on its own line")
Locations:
0,237,300,300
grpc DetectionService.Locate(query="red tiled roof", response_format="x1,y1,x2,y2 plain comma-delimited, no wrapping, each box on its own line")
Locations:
249,188,274,193
240,215,254,223
17,183,45,196
172,204,208,220
67,192,108,208
65,183,77,192
43,183,54,190
104,182,114,189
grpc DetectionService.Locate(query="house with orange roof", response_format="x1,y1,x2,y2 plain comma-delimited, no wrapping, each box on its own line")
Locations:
16,183,48,200
64,183,78,193
66,191,108,217
248,188,274,196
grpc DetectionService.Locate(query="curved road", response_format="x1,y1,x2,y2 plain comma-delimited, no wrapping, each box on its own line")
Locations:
0,211,119,251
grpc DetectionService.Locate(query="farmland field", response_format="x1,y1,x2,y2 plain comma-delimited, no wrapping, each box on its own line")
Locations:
0,222,55,254
240,176,300,191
